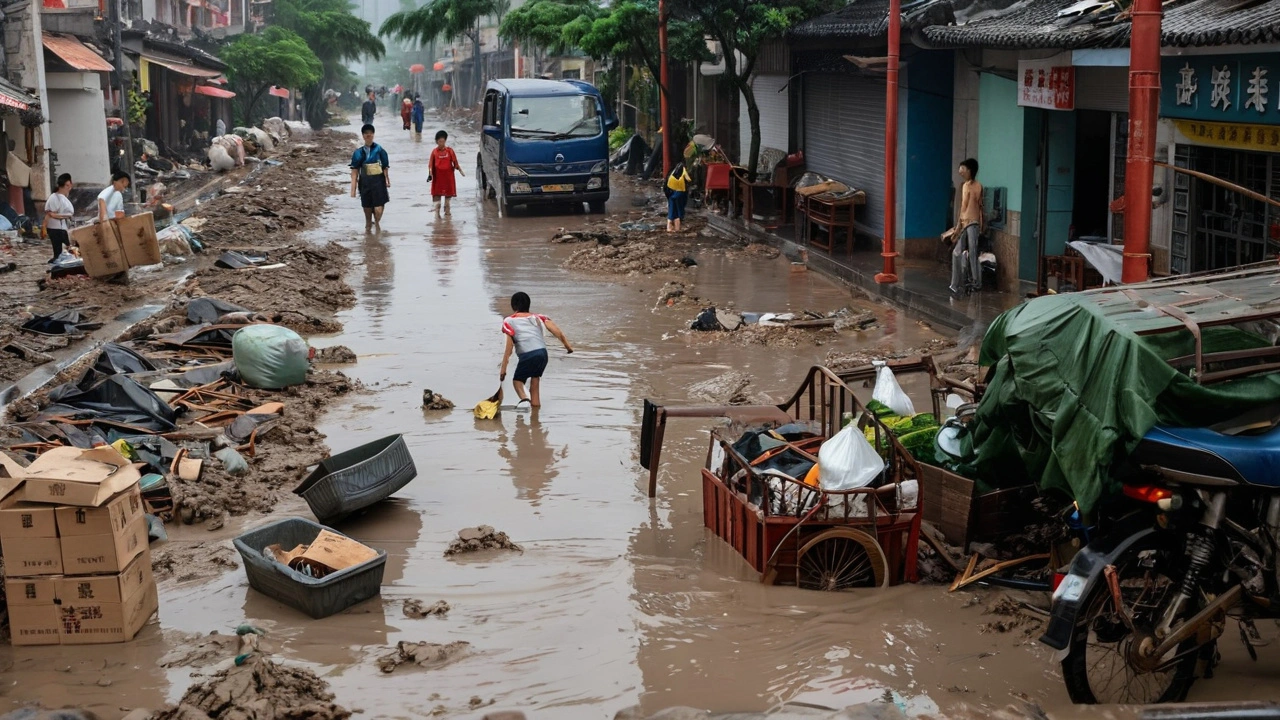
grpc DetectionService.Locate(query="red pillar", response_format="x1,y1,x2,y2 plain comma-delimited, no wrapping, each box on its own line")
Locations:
658,0,672,178
1122,0,1162,283
875,0,901,284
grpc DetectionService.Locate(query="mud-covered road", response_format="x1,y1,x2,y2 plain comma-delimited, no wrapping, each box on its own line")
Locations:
3,116,1279,720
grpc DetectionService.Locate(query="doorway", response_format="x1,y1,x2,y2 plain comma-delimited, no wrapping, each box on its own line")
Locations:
1073,110,1112,239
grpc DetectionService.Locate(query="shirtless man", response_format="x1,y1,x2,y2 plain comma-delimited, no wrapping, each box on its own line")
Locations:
946,158,984,295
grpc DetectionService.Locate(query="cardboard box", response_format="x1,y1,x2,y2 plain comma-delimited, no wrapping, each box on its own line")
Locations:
8,604,62,646
0,499,59,542
71,222,127,278
58,564,157,645
20,446,142,508
56,549,151,606
4,536,63,576
55,486,145,537
5,575,58,605
60,514,148,576
300,530,378,572
114,212,161,267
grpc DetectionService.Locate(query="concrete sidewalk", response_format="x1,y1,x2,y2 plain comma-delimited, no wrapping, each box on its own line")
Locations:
706,214,1022,332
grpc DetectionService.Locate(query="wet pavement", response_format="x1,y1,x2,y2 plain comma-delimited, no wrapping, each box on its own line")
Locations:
3,117,1280,719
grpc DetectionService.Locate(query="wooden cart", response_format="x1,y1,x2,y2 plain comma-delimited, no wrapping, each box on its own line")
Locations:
641,366,922,590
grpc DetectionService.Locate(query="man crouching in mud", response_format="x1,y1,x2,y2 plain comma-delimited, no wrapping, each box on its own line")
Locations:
349,123,391,230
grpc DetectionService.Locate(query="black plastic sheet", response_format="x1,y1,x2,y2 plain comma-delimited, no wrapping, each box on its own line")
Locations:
215,250,269,269
22,309,93,336
41,370,178,432
187,297,250,324
94,343,159,375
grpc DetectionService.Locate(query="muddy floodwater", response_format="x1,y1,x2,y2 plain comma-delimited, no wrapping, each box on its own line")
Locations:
4,119,1279,719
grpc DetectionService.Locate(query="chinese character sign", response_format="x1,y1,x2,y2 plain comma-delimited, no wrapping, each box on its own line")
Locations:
1162,54,1280,126
1018,59,1075,111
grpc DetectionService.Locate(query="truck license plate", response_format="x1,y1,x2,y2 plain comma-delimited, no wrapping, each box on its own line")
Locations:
542,184,573,192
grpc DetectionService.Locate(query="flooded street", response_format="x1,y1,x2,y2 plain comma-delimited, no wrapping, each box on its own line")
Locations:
4,119,1280,720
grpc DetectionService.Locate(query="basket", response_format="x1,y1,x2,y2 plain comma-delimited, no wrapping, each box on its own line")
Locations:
917,463,1037,549
294,434,417,525
233,517,386,619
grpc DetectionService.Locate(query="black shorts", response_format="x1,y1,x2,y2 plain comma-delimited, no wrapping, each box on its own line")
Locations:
514,349,548,383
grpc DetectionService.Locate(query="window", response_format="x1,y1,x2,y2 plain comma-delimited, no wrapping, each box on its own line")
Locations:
508,95,600,139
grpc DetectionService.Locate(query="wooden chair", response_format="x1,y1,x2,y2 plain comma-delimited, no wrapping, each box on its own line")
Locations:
798,193,864,256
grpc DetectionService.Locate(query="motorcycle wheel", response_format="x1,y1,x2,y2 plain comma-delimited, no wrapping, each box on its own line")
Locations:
1061,536,1207,704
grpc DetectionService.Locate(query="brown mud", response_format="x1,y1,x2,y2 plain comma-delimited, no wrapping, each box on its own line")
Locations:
443,525,522,556
375,640,470,674
153,654,351,720
403,599,450,618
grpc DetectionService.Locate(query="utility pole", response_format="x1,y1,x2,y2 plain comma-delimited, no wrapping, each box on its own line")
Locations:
110,0,136,193
875,0,901,284
1121,0,1161,283
657,0,671,178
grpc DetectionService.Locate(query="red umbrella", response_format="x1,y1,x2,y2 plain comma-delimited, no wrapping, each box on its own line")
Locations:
410,64,426,74
441,83,452,92
433,61,445,71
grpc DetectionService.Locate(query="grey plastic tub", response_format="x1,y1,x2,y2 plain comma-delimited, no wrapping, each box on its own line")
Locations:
233,517,386,619
294,434,417,524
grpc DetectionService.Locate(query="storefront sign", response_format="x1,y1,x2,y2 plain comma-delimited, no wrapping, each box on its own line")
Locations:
1173,119,1280,152
1162,54,1280,125
1018,60,1075,110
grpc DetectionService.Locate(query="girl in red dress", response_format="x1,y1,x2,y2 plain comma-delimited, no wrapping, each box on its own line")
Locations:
428,130,463,215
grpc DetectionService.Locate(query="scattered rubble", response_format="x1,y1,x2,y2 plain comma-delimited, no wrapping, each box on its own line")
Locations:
376,640,470,674
421,389,455,410
824,339,959,372
979,595,1045,637
315,345,357,364
444,525,523,556
154,654,351,720
403,599,451,618
564,241,691,275
152,542,241,582
687,371,766,406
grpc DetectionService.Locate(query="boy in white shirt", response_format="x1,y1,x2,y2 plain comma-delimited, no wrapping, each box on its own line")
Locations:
96,171,131,222
499,292,573,409
43,173,74,262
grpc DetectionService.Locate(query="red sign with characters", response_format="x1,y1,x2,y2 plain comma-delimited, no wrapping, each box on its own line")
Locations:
1018,60,1076,111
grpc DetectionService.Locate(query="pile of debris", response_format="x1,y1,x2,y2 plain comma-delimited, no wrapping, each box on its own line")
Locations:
684,305,879,348
443,526,522,556
154,653,352,720
376,640,470,674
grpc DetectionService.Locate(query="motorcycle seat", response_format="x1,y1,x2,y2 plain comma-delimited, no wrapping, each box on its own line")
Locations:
1146,424,1280,488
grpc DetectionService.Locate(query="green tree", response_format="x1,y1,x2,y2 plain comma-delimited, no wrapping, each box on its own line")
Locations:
274,0,386,128
380,0,500,105
670,0,839,173
222,26,323,126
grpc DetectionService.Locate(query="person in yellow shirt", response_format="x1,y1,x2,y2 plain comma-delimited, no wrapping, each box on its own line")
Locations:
665,162,692,233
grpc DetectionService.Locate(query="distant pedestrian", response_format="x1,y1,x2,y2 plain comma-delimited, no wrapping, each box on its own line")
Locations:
428,130,463,216
411,96,424,136
350,123,391,229
44,173,74,262
499,291,573,410
665,162,692,232
361,91,377,126
400,97,412,130
946,158,984,295
96,171,130,222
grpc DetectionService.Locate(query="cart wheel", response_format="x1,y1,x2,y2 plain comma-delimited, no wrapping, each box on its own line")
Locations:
796,528,889,591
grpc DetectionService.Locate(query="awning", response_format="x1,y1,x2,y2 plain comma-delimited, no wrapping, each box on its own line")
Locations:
141,53,222,79
42,32,113,73
0,77,37,111
194,85,235,99
207,76,227,85
268,86,290,98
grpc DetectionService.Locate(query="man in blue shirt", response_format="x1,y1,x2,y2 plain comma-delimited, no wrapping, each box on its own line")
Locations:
349,123,391,229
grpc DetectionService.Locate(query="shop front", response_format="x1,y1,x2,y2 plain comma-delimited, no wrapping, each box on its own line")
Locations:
1161,53,1280,274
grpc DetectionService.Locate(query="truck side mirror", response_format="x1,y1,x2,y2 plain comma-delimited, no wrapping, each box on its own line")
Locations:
483,125,502,138
604,117,619,132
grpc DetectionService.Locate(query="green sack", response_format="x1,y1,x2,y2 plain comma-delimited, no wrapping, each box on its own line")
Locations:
232,324,310,389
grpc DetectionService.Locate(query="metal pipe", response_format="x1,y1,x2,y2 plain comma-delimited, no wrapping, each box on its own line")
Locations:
875,0,901,284
658,0,671,178
1121,0,1162,283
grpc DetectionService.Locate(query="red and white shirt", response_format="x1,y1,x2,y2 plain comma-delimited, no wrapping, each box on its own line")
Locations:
502,313,550,355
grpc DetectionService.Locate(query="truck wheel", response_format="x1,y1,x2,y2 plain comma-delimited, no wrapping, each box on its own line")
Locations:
589,200,606,214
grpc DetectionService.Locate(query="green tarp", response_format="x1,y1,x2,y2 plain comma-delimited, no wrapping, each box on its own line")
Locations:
952,292,1280,515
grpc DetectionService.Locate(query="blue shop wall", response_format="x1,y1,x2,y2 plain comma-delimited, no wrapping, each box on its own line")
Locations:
903,50,955,239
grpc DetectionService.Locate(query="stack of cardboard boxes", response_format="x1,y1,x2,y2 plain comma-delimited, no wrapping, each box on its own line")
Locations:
0,446,159,646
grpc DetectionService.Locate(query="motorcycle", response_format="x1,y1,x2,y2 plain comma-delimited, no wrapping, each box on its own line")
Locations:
1041,419,1280,703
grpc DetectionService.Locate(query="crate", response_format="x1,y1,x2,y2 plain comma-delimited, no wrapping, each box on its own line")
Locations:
917,463,1037,549
294,434,417,525
233,517,386,619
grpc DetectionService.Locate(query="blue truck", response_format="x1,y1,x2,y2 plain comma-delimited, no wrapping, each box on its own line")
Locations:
478,78,618,214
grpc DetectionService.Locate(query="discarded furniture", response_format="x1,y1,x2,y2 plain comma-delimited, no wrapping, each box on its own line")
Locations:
796,190,865,256
294,434,417,525
234,517,387,619
703,162,731,208
641,366,922,590
730,148,803,228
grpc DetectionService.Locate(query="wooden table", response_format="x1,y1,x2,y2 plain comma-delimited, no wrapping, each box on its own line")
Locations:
796,192,866,256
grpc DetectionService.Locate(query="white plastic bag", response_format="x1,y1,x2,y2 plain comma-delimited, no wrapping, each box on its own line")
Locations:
871,362,915,416
818,423,885,493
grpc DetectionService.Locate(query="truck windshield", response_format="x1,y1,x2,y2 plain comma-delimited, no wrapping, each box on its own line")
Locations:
509,95,601,140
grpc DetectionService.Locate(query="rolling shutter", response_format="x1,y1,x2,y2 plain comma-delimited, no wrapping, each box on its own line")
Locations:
739,74,791,163
802,73,886,237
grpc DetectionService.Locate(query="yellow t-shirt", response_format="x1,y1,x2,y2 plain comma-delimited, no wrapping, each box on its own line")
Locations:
666,169,691,193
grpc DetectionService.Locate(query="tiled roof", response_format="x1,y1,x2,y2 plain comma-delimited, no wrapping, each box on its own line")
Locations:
922,0,1280,50
790,0,956,41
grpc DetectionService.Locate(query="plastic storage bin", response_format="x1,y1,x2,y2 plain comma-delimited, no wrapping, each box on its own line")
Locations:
233,517,386,619
294,434,417,524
